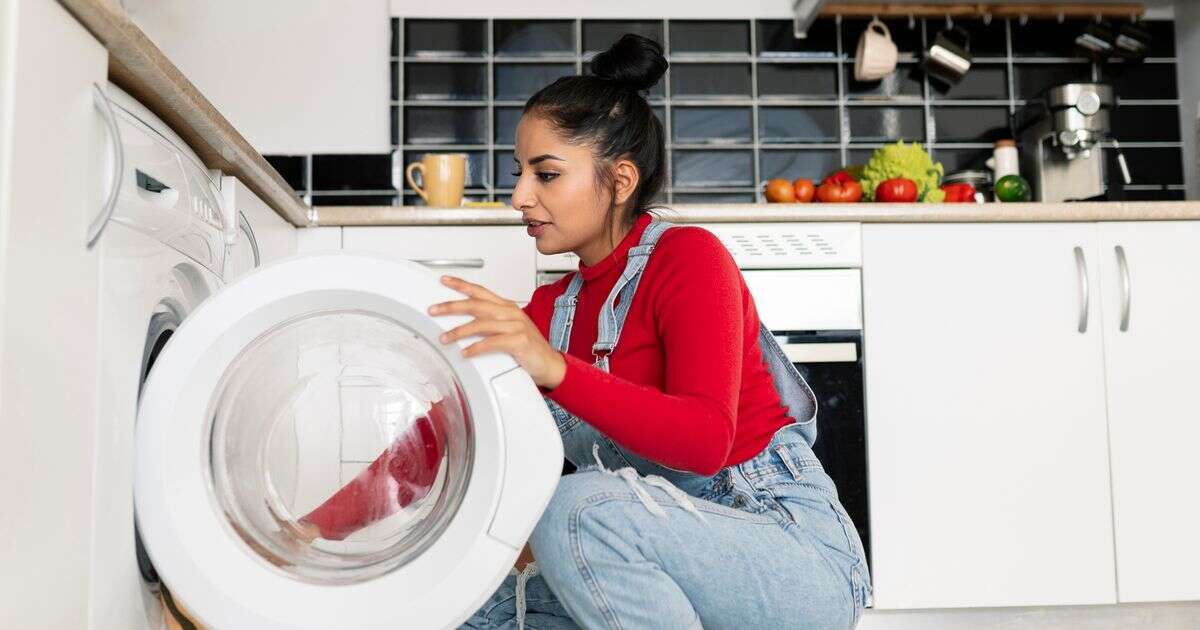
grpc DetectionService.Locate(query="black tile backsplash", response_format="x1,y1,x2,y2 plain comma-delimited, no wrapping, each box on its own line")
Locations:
759,107,840,143
495,64,575,100
849,107,925,142
1108,147,1184,186
757,19,838,58
264,155,306,191
312,194,398,207
494,20,574,56
672,107,753,144
404,63,487,101
312,154,393,191
404,19,486,57
670,21,750,55
1014,63,1094,99
1103,62,1179,99
583,20,664,54
270,17,1188,204
845,64,924,100
671,63,752,99
930,64,1007,100
1112,105,1182,143
758,64,839,99
933,106,1011,143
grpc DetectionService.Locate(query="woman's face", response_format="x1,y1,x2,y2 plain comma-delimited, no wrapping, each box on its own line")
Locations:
510,114,636,265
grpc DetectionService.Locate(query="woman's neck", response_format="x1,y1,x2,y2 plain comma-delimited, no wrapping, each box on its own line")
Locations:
576,219,635,267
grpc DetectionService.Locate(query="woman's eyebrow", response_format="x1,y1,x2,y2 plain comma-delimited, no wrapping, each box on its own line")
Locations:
525,154,564,166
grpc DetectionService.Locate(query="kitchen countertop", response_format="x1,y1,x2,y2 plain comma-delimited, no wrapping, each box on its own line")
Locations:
56,0,310,226
310,201,1200,226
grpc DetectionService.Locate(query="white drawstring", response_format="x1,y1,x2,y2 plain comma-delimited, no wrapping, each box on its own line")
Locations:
515,561,540,630
645,475,706,523
589,444,706,522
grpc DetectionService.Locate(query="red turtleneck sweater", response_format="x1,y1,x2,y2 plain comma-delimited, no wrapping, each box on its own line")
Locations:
524,213,790,475
300,214,790,539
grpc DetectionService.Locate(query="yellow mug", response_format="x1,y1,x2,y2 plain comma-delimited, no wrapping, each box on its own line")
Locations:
405,153,467,207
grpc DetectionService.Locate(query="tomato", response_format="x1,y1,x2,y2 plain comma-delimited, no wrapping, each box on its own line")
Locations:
792,178,815,203
875,178,918,202
816,177,863,203
764,178,795,203
941,182,977,203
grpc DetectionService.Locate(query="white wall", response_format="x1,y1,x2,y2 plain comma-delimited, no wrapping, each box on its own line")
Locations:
1175,1,1200,199
127,0,390,155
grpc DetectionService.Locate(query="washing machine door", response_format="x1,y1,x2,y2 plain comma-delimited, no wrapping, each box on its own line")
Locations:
135,252,562,630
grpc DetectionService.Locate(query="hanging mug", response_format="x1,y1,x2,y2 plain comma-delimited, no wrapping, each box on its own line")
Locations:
923,25,972,86
405,153,467,207
855,18,899,81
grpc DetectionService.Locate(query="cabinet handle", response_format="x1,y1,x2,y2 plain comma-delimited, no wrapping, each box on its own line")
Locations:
1115,245,1131,332
412,258,485,269
1074,246,1089,334
88,84,124,248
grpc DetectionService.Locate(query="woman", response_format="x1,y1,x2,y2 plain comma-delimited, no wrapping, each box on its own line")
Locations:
438,34,870,630
295,33,870,629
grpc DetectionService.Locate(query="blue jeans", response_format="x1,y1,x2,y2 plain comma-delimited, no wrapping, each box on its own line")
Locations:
461,423,870,629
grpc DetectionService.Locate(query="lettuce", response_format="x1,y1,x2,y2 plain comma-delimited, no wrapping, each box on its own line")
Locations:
859,141,945,203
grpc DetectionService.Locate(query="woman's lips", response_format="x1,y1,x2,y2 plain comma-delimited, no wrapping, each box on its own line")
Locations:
525,220,550,237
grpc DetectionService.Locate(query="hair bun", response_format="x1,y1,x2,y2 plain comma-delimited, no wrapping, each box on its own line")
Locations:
590,34,668,93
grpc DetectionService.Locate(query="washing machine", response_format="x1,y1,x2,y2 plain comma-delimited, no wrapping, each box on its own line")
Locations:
88,85,563,629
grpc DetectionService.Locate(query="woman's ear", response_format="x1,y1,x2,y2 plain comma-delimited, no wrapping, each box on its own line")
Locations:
611,157,641,207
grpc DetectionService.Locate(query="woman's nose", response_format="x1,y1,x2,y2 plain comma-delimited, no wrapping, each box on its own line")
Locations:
511,175,536,210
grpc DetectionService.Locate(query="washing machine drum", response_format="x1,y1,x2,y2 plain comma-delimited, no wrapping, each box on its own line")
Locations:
135,253,562,630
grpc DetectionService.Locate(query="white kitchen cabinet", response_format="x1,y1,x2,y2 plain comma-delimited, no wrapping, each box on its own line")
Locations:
343,226,536,302
862,223,1117,609
0,0,107,627
1097,221,1200,603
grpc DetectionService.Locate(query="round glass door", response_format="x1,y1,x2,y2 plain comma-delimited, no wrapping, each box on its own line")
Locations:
207,310,473,585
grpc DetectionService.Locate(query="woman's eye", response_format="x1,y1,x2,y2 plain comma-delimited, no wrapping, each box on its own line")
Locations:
510,171,521,177
537,172,558,182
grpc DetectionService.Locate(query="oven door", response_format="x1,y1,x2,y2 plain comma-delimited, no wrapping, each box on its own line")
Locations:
773,329,870,569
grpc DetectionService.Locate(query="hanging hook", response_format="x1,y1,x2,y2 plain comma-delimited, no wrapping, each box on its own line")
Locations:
982,12,992,26
1057,11,1066,24
908,13,916,30
1094,13,1102,24
1019,13,1029,26
945,14,953,30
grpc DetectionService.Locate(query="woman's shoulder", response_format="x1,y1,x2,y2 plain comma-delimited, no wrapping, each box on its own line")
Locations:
654,223,736,266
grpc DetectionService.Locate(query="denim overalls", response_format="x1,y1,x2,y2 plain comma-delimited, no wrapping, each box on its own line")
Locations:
463,221,871,630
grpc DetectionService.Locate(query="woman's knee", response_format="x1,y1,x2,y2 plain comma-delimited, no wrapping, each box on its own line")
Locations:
529,469,621,559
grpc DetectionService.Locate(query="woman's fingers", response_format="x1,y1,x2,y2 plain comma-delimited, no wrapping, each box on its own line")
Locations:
428,297,518,319
439,318,522,344
440,275,512,305
461,333,526,358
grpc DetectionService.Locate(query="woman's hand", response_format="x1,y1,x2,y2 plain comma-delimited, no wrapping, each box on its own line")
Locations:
429,276,566,390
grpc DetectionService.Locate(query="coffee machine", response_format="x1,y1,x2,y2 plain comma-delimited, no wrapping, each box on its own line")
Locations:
1014,83,1131,201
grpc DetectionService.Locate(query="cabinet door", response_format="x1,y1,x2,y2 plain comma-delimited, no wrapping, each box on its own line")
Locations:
1098,221,1200,603
344,226,535,302
0,1,107,627
862,223,1116,609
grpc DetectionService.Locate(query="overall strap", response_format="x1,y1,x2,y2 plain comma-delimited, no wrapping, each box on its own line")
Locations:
592,220,675,371
547,272,585,353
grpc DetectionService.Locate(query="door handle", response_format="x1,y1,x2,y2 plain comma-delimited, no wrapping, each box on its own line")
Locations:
88,84,124,248
1074,246,1089,333
1115,245,1131,332
411,258,485,269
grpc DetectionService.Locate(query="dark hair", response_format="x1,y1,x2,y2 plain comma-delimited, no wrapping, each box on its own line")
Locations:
523,34,668,232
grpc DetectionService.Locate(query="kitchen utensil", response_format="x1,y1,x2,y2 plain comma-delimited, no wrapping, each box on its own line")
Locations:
1074,21,1116,60
855,18,899,82
986,139,1020,181
944,170,994,202
1114,22,1151,60
923,25,972,86
405,153,466,207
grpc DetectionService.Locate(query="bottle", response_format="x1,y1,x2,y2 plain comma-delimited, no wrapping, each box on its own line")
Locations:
987,139,1019,181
